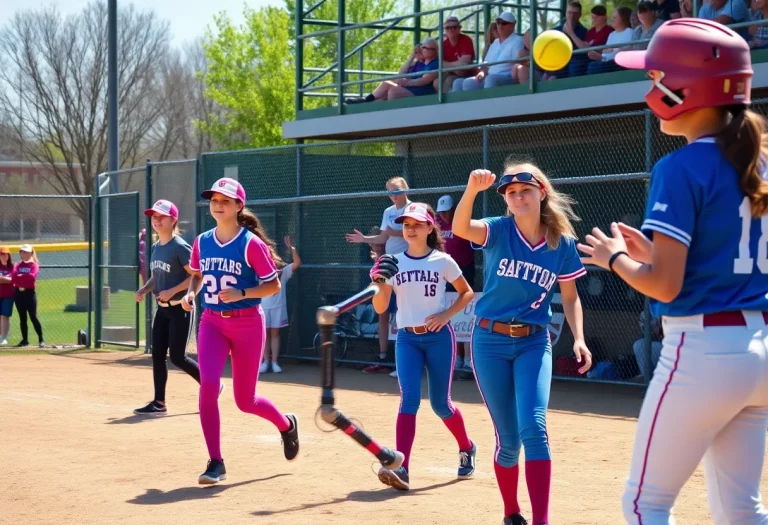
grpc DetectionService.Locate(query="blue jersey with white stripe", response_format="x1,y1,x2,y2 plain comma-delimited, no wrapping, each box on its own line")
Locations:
471,216,586,326
642,137,768,317
189,227,278,312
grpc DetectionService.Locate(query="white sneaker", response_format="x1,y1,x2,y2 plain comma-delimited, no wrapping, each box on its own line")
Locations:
389,369,398,378
259,361,269,374
454,359,464,370
0,339,7,346
271,362,282,374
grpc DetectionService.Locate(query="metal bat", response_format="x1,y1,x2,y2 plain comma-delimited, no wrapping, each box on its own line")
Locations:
316,283,404,469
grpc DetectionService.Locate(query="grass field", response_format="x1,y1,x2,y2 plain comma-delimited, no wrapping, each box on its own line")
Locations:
1,277,146,348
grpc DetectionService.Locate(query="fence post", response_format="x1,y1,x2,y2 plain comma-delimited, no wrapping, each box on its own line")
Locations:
337,0,346,113
414,0,421,46
437,10,444,104
94,184,103,348
144,159,153,354
87,194,93,348
643,109,653,385
528,0,538,94
296,0,304,114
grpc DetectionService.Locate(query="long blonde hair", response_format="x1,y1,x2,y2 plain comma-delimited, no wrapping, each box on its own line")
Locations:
503,159,579,249
21,248,39,263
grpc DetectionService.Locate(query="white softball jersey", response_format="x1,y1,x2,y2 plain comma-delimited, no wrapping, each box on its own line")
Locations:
386,250,462,328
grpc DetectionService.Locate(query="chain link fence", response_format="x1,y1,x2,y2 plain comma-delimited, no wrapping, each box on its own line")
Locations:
0,194,91,348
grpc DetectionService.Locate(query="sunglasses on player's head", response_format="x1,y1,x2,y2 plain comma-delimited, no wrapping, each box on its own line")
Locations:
497,172,541,193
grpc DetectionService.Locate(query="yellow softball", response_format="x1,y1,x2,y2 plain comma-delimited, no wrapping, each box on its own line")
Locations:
532,29,573,72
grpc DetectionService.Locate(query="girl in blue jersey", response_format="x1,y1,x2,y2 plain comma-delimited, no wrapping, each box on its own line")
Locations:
454,161,592,525
579,20,768,524
371,202,476,492
181,177,299,485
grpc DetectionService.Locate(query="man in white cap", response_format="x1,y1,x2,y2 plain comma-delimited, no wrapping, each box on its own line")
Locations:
452,11,524,91
435,195,475,374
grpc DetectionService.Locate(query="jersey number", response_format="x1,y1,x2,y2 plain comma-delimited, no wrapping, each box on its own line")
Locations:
734,197,768,274
202,275,238,304
424,284,436,297
531,292,546,310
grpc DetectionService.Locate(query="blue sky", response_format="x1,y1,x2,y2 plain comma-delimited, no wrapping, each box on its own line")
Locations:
1,0,283,47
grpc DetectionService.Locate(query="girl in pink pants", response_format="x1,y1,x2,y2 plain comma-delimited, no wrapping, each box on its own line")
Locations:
183,177,300,485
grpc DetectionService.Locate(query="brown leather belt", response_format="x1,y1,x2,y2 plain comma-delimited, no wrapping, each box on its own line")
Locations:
477,317,543,338
404,325,429,335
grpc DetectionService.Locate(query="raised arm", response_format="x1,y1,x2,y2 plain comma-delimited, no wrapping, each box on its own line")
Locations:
453,169,497,245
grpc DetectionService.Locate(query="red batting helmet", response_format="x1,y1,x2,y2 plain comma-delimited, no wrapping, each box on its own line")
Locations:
615,19,752,121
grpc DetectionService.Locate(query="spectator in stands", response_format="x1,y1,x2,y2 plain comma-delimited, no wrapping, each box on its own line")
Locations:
650,0,682,20
452,12,524,91
435,195,474,375
562,4,615,76
586,7,634,75
383,38,440,100
749,0,768,48
679,0,694,17
631,9,641,28
552,1,589,78
698,0,749,39
632,1,664,48
482,22,500,61
345,45,424,104
632,310,662,381
435,16,476,94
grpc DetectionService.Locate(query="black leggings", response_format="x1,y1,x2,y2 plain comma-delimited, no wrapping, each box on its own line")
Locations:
151,304,200,402
15,289,43,343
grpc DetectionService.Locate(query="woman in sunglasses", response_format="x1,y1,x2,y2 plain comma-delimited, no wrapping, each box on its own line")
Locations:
580,20,768,524
453,160,592,525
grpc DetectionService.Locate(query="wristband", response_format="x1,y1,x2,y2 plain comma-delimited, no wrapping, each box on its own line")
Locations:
608,251,628,272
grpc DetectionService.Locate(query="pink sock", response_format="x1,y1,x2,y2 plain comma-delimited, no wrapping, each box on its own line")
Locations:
526,459,551,524
494,462,521,516
396,413,416,470
442,407,472,451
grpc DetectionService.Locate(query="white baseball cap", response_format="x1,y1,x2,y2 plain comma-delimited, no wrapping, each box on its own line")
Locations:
496,11,517,23
19,244,33,253
436,195,454,212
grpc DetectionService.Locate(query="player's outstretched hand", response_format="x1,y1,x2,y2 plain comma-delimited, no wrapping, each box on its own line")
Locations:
573,339,593,375
181,292,195,312
345,229,366,244
617,222,653,264
370,254,399,283
577,223,629,270
467,169,497,193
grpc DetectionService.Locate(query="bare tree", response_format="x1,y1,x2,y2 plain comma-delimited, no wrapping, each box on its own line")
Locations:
0,1,171,230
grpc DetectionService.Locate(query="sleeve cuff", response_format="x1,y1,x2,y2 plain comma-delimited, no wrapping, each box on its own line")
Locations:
558,268,587,282
469,222,489,251
641,219,692,247
259,271,278,282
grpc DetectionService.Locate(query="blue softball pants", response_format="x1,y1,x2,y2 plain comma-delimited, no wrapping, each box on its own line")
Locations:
470,325,552,467
396,324,457,418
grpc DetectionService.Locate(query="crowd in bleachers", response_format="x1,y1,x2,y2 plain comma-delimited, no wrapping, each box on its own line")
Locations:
345,0,761,105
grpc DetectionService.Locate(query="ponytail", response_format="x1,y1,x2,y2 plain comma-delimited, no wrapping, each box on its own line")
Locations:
237,207,285,267
424,204,446,252
29,249,39,264
717,105,768,217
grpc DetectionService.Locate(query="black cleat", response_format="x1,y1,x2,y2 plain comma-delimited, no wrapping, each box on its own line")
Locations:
379,448,405,470
503,514,529,525
17,340,29,347
198,459,226,485
281,413,300,461
133,401,167,416
378,465,409,491
458,440,477,478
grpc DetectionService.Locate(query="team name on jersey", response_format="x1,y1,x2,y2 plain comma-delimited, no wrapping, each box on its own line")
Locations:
199,257,243,275
394,269,440,286
442,230,454,239
496,258,557,291
16,267,32,274
150,260,171,273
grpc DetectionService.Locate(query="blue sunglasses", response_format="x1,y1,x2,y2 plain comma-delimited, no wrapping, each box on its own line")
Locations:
496,172,540,194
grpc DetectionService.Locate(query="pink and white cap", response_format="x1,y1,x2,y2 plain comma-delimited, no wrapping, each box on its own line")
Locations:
144,199,179,219
201,177,246,202
394,202,435,225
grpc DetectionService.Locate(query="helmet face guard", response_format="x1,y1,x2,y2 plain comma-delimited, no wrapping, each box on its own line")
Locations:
615,19,753,121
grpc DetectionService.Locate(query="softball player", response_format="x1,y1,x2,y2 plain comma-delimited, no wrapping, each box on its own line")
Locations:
579,20,768,524
453,163,592,525
134,200,221,416
371,202,476,491
182,177,299,485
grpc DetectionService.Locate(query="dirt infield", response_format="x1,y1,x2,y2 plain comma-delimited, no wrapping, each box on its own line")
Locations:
3,352,764,524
